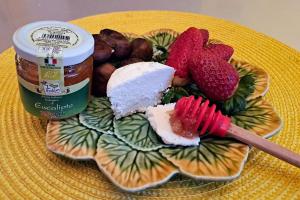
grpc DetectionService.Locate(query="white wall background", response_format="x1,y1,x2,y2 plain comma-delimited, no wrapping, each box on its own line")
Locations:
1,0,299,52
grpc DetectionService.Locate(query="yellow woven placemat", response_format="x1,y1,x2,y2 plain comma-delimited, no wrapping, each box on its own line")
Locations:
0,11,300,199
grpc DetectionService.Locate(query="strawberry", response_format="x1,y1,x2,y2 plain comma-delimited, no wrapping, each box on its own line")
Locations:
204,43,234,61
166,27,203,79
166,27,238,100
190,51,239,101
199,29,209,45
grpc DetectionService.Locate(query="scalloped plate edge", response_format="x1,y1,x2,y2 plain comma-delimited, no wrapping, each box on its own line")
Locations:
255,71,270,99
262,116,283,139
230,57,270,100
46,146,95,160
159,146,250,182
94,159,179,192
247,65,270,100
46,122,96,160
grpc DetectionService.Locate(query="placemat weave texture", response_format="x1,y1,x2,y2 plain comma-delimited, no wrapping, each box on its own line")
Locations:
0,11,300,199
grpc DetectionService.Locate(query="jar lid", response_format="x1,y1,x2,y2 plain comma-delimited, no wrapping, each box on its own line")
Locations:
13,20,94,66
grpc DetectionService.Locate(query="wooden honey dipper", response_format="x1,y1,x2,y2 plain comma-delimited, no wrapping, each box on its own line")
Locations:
172,96,300,168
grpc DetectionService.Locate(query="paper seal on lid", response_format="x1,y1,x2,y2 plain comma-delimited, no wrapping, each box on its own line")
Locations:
12,20,94,66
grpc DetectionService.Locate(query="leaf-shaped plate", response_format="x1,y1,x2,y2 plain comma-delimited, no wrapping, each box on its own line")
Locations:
114,113,165,151
143,29,179,49
79,97,114,134
232,97,282,138
144,29,179,63
95,134,178,192
46,29,282,192
230,58,269,100
160,138,249,180
47,117,100,159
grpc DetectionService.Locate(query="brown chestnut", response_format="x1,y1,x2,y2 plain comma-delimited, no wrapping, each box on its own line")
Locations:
92,34,113,63
130,38,153,61
93,41,114,63
99,29,131,59
92,34,102,41
99,29,126,44
92,63,116,97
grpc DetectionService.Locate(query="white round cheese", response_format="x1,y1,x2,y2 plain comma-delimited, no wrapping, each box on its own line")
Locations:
107,62,175,119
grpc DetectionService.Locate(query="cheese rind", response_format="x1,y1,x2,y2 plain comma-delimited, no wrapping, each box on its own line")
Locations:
146,103,200,146
107,62,175,119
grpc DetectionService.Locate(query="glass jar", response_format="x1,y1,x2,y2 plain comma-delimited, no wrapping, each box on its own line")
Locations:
13,21,94,119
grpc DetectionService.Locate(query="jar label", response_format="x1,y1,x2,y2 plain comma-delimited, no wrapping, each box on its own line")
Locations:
18,75,90,119
36,46,65,96
30,26,81,48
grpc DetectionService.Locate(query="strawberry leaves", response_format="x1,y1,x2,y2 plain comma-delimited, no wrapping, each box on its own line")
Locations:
162,87,190,104
152,45,169,63
162,74,255,115
218,74,255,115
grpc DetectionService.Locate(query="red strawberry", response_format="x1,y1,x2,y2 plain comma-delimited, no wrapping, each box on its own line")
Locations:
190,51,239,101
166,27,203,79
199,29,209,45
204,43,234,61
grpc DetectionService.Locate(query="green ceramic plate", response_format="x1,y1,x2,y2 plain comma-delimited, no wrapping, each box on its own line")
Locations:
46,29,282,192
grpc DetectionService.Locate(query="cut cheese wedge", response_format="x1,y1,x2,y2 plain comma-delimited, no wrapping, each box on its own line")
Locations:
146,103,200,146
107,62,175,119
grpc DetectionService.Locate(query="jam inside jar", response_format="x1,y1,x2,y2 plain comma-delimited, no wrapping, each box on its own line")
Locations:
16,56,93,119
